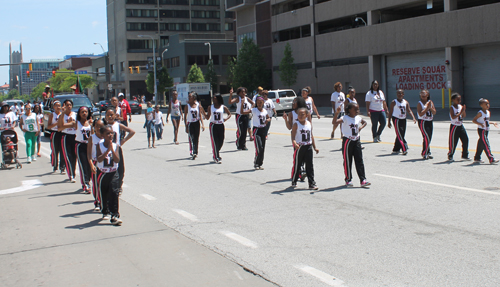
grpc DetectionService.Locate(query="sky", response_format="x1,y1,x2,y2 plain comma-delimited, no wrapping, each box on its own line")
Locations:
0,0,107,86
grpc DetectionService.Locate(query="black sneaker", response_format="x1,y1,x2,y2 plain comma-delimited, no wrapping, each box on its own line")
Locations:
448,155,453,161
110,216,122,226
461,157,471,161
291,182,297,188
242,147,248,151
308,184,318,190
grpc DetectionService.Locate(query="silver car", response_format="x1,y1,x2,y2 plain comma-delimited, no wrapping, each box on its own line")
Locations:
267,89,296,115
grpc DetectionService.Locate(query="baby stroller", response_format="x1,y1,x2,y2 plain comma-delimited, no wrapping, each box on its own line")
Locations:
1,129,22,169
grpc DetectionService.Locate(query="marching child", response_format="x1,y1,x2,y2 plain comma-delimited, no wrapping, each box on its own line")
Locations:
243,96,270,170
448,93,470,161
472,98,499,164
334,103,371,187
204,95,231,163
88,119,104,211
416,89,436,160
387,89,416,155
184,92,206,159
154,105,164,141
291,108,319,190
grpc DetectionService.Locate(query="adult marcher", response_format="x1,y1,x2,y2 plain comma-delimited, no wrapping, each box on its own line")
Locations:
144,101,155,148
204,95,231,163
365,80,388,142
228,87,254,150
302,86,321,120
33,104,43,157
47,100,65,173
72,106,93,193
154,105,164,140
262,90,277,138
166,91,183,144
20,103,40,164
118,93,132,141
330,82,345,139
184,92,206,159
416,89,436,160
58,99,78,182
387,89,416,155
346,87,357,104
0,101,17,132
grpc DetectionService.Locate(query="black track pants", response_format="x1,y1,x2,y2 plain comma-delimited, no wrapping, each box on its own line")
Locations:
448,124,469,158
209,123,224,161
291,144,315,185
187,121,200,156
252,127,267,167
342,138,366,182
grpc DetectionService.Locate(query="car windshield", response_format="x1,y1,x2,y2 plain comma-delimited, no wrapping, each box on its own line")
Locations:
278,91,295,98
129,101,138,104
57,97,93,109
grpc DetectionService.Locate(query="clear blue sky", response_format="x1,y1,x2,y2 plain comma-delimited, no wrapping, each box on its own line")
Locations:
0,0,107,86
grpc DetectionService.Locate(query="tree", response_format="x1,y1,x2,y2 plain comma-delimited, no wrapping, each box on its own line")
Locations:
278,43,298,88
145,67,174,96
186,64,205,83
7,89,19,99
233,37,268,93
204,60,218,93
226,57,236,89
31,82,49,99
47,69,96,93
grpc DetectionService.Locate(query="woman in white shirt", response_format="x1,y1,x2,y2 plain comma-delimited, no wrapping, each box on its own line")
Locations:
166,91,183,145
365,80,388,142
154,105,165,141
0,102,17,132
330,82,345,139
20,103,40,163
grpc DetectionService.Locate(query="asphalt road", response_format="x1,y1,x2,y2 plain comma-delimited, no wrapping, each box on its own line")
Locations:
5,110,500,287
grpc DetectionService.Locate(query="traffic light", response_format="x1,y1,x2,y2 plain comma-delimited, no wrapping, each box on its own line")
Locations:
136,66,140,74
29,63,32,71
26,71,30,78
52,70,56,77
129,67,133,74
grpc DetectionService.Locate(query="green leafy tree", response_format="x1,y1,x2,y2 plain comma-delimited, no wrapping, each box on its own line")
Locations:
7,89,20,99
204,60,218,93
31,82,49,99
48,69,95,93
278,43,298,88
233,37,267,93
226,57,236,89
145,67,174,95
186,64,205,83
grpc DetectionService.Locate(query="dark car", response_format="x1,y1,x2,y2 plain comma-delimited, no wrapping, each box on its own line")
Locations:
129,100,142,114
42,94,100,137
98,100,111,112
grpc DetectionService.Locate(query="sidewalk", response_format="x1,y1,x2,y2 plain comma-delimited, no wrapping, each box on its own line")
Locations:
0,162,276,287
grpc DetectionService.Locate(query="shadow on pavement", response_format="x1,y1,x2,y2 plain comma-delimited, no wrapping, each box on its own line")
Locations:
310,184,351,193
25,171,56,177
165,158,192,162
60,208,95,218
58,200,94,207
433,160,454,165
264,178,290,184
376,153,401,157
188,162,215,167
65,218,105,230
228,169,256,174
271,186,297,195
400,158,427,163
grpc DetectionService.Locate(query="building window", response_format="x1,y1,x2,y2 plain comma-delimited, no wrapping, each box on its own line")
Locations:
126,9,158,17
160,0,189,4
192,10,220,18
126,22,158,31
97,67,106,74
191,0,219,6
128,39,156,50
272,0,309,16
237,32,256,44
188,55,219,65
126,0,156,4
129,61,148,67
225,11,234,18
160,23,190,31
160,36,169,48
120,62,125,72
225,23,233,31
273,25,310,42
192,23,220,31
110,64,114,73
160,10,190,18
171,57,180,67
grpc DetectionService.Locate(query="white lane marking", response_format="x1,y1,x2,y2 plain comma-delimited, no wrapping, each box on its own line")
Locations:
374,173,500,196
0,180,43,195
221,231,258,249
295,265,347,286
173,209,199,222
141,194,157,200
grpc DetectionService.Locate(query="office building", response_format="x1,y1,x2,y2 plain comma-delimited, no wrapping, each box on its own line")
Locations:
107,0,236,101
8,43,23,93
19,59,61,96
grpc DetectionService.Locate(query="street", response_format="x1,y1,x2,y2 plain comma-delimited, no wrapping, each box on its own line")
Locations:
2,110,500,287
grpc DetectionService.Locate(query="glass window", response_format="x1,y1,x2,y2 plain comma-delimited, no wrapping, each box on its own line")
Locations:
225,23,233,31
110,64,114,73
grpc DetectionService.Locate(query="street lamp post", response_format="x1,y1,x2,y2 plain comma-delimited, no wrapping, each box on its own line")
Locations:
138,35,157,103
204,42,212,96
161,48,168,63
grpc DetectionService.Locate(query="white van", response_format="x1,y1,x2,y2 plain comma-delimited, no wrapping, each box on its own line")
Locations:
267,89,296,114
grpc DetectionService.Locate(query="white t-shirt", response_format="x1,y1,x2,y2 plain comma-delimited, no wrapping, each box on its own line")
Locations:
61,113,77,134
476,110,490,130
154,111,163,125
210,105,225,124
341,115,362,141
392,99,408,119
252,108,268,128
331,91,345,114
294,120,312,145
417,101,433,121
450,105,463,126
0,112,17,130
21,113,38,132
264,99,275,117
365,90,386,111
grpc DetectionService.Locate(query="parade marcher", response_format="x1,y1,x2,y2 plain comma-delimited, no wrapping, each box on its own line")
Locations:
301,86,321,120
448,93,470,161
0,102,17,132
58,100,77,182
330,82,345,139
88,119,104,211
472,98,499,164
334,102,371,188
346,87,357,104
262,90,277,138
243,96,270,170
291,107,319,189
154,105,164,140
72,106,93,193
283,96,311,130
387,89,416,155
365,80,388,142
144,102,155,148
228,87,254,150
20,103,40,163
416,89,436,160
184,92,206,159
33,104,43,157
166,91,183,144
118,93,132,141
110,96,123,122
96,124,122,225
47,100,65,173
204,95,231,163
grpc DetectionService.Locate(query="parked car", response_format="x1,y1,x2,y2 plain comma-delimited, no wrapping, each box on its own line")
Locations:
5,99,24,108
42,94,100,137
98,100,111,112
267,89,297,115
129,100,142,114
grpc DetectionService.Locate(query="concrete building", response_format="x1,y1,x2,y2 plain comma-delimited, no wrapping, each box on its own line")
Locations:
19,59,61,96
0,83,9,95
107,0,236,101
59,55,100,73
8,43,23,93
268,0,500,107
90,54,110,102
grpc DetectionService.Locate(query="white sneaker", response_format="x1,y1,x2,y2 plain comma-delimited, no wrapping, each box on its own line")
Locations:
27,157,32,163
70,178,76,183
111,216,122,226
102,214,111,220
32,155,37,161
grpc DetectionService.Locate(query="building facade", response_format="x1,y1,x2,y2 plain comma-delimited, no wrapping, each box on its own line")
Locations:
269,0,500,107
90,54,110,102
19,59,61,96
8,43,23,94
107,0,236,101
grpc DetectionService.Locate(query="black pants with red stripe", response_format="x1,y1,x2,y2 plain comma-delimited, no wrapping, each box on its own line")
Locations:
253,127,267,167
474,129,494,162
76,142,91,190
235,114,248,149
209,123,224,161
391,117,408,152
291,144,315,185
98,170,120,217
418,120,433,157
50,131,65,171
448,124,469,158
187,121,200,156
62,133,77,180
342,138,366,182
91,160,100,208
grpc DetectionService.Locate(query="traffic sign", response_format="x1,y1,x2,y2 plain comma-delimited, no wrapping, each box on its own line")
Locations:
74,70,88,75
